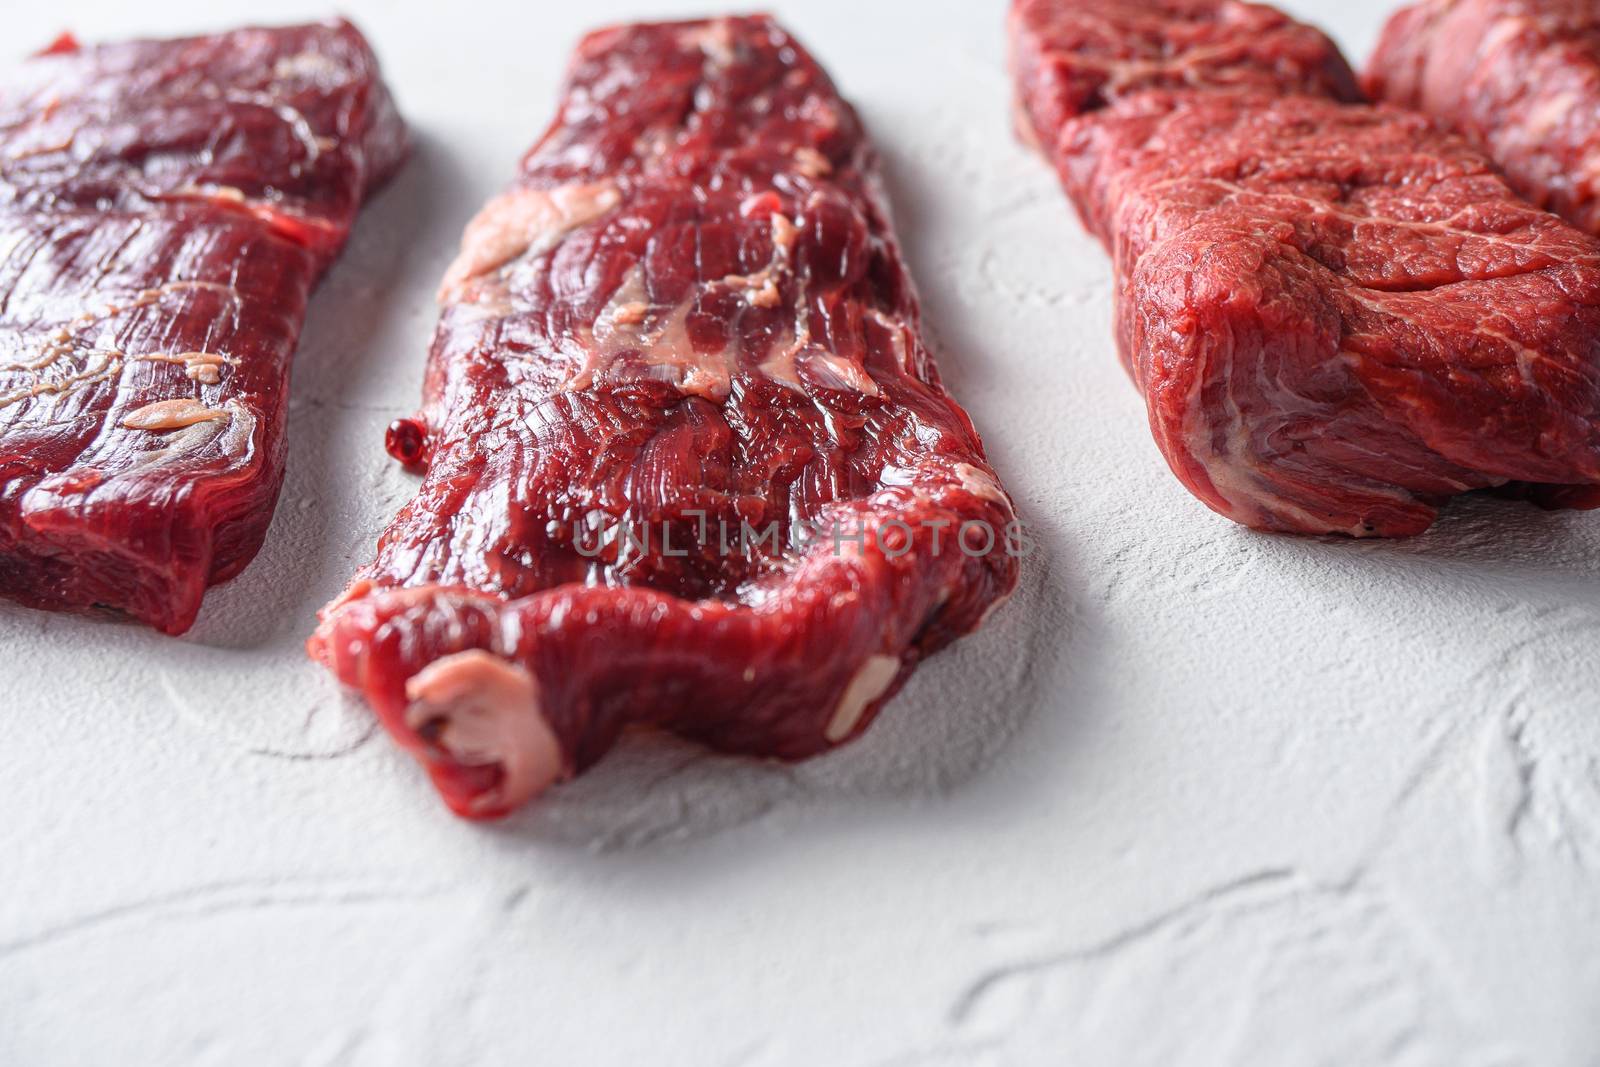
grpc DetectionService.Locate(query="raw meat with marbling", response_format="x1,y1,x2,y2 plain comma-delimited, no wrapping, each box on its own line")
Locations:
309,17,1020,818
1367,0,1600,237
1011,0,1600,535
0,21,407,633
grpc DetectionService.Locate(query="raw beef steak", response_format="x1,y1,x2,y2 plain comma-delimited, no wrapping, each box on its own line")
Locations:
1010,0,1362,148
310,17,1020,818
1367,0,1600,236
1011,0,1600,535
0,21,406,633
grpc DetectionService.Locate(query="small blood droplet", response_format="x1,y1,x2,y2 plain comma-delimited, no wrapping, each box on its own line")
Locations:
37,33,80,57
385,418,427,467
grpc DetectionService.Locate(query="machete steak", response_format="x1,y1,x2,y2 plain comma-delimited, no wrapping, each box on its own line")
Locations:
1368,0,1600,237
0,21,406,633
310,17,1020,818
1011,0,1600,536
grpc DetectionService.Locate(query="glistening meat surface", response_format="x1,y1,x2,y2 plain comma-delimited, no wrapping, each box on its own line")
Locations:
1367,0,1600,237
1009,0,1362,144
309,17,1020,818
1011,0,1600,536
0,21,406,633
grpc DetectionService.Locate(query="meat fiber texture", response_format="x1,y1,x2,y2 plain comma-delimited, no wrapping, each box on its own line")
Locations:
1367,0,1600,237
309,16,1021,819
1011,0,1600,536
0,21,407,634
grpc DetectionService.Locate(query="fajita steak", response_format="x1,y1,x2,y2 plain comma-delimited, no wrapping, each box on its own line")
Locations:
309,17,1020,818
1367,0,1600,237
1011,0,1600,536
0,21,406,633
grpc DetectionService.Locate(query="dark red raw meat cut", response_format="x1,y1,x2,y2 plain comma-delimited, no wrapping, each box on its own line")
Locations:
1367,0,1600,237
1009,0,1362,148
0,20,407,633
309,16,1021,818
1011,0,1600,536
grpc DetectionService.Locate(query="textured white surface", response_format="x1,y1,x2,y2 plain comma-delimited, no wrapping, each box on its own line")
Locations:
4,1,1599,1064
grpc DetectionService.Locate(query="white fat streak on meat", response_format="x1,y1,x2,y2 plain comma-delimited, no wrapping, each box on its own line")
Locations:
161,184,338,242
0,283,240,406
1179,409,1286,530
438,182,622,304
756,213,881,398
683,18,739,70
120,398,231,431
124,403,256,470
867,308,917,376
0,347,122,408
876,458,1017,523
566,265,737,400
1,334,80,374
1080,42,1274,96
1175,337,1420,536
793,147,832,178
565,209,876,402
1342,286,1580,400
1030,0,1344,100
954,462,1010,506
79,280,242,331
404,650,567,814
272,51,349,83
804,352,881,396
167,184,308,219
722,213,799,311
184,183,246,204
5,127,75,160
1177,327,1335,532
753,212,810,388
443,178,887,405
1162,177,1599,264
761,331,881,395
134,351,231,385
825,654,901,743
205,85,329,167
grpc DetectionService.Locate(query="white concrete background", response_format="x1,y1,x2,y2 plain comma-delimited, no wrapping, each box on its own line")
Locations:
4,1,1598,1064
